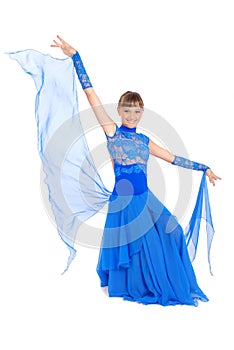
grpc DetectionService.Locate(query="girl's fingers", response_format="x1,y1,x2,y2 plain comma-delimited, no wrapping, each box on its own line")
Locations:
57,35,66,44
52,39,61,46
208,174,222,186
206,170,222,186
51,37,66,48
208,176,214,185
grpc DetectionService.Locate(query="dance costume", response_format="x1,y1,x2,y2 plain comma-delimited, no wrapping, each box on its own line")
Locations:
7,48,214,305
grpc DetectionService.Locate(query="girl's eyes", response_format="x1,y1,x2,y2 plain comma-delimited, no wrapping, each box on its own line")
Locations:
124,110,141,113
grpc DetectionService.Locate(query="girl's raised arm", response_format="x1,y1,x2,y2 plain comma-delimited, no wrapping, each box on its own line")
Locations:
51,35,116,136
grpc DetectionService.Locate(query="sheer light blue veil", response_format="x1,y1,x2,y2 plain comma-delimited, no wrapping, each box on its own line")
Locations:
8,50,110,273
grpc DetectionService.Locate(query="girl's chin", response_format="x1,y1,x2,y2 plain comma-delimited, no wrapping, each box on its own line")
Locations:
124,123,137,127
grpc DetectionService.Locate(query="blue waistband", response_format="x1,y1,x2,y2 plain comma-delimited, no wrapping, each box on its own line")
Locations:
112,169,148,196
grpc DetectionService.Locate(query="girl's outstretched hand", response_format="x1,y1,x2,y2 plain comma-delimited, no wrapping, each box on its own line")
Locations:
206,169,221,186
51,35,76,57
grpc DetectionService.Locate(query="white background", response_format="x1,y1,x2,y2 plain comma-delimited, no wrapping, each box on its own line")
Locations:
0,0,232,349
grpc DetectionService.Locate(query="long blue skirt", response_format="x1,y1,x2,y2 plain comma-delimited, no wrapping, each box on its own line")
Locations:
96,189,208,306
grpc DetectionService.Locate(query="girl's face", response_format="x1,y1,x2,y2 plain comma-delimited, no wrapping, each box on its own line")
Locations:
117,105,144,128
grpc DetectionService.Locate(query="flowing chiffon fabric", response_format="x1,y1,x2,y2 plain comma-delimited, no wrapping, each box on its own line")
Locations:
97,189,208,305
8,50,110,273
8,50,214,305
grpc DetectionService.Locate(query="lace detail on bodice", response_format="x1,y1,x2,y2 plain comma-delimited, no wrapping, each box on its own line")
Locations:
114,163,147,177
106,125,150,175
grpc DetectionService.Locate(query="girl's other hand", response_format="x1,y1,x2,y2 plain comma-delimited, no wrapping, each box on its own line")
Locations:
206,169,222,186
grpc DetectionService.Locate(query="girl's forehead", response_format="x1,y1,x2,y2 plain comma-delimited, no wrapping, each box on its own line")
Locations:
119,103,143,109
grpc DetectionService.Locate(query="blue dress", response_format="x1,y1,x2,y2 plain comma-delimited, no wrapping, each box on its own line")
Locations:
97,124,208,306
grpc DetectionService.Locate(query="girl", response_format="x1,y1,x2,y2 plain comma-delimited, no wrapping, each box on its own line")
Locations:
8,34,220,307
50,35,220,306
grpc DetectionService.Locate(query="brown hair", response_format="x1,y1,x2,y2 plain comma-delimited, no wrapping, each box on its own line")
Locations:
118,91,144,108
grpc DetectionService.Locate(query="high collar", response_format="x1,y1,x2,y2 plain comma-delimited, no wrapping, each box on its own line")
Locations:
120,124,136,133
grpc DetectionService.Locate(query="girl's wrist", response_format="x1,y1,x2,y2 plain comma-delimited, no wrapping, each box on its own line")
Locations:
69,48,77,57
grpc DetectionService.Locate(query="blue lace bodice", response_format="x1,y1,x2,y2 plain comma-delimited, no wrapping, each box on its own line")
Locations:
106,125,150,195
106,125,150,177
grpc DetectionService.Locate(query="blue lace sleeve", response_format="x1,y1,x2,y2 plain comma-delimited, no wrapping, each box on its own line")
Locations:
72,51,93,90
172,155,209,172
